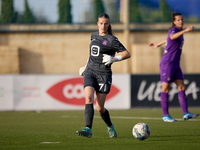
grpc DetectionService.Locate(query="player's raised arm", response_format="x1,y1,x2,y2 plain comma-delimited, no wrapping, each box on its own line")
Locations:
170,26,194,40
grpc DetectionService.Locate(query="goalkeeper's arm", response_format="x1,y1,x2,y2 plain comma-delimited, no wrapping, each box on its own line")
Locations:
102,50,131,65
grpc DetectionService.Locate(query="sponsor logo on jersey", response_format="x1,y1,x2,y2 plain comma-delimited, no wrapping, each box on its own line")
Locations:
91,45,100,56
102,40,108,46
46,77,120,106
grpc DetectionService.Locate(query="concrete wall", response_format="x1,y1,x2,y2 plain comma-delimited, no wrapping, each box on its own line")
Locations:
0,45,19,74
0,23,200,74
131,31,200,74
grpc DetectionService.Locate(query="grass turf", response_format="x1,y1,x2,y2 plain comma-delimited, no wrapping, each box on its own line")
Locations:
0,108,200,150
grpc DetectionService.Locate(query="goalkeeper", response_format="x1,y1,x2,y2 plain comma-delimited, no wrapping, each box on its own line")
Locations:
76,13,131,138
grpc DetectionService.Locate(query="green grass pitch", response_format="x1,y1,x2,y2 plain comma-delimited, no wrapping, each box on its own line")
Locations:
0,108,200,150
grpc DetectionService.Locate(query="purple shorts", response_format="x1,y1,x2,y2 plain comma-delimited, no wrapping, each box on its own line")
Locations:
160,61,184,83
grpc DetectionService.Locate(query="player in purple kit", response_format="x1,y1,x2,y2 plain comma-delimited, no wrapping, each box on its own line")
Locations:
149,12,199,122
76,13,131,137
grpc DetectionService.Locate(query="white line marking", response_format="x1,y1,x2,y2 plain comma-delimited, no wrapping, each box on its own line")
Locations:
95,116,200,121
61,115,77,118
41,142,60,144
61,115,200,121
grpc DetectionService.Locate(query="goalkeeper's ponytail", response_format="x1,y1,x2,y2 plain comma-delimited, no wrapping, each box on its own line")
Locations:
108,24,112,34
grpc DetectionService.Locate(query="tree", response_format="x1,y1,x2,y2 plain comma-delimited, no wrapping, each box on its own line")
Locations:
129,0,142,23
93,0,105,22
160,0,171,22
103,0,119,23
23,0,35,23
0,0,17,23
58,0,72,23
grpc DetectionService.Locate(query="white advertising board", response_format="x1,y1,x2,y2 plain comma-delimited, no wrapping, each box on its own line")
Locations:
9,74,130,111
0,75,14,111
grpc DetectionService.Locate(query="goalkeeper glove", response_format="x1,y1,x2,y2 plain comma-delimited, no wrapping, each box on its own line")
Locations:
79,59,89,76
79,66,85,76
102,54,123,65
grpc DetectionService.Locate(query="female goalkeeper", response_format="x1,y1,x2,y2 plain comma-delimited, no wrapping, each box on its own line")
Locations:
76,13,131,138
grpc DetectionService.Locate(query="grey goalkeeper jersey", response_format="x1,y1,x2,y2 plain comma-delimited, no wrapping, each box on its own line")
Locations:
87,31,126,75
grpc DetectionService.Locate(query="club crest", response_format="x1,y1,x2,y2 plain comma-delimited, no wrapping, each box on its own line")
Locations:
102,40,108,46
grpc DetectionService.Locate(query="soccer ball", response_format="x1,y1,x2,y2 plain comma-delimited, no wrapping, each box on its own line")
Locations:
132,122,150,140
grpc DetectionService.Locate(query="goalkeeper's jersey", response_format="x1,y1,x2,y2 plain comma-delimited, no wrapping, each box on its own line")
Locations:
86,31,126,75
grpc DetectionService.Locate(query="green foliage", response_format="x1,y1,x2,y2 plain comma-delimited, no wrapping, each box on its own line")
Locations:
139,6,162,23
185,16,199,23
160,0,171,22
58,0,72,23
104,1,119,23
23,0,35,23
129,0,173,23
15,13,24,23
0,0,17,23
129,0,172,23
137,0,172,23
129,0,142,23
93,0,105,22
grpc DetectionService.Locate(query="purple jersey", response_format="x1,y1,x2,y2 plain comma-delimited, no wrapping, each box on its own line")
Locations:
159,26,184,83
162,26,184,63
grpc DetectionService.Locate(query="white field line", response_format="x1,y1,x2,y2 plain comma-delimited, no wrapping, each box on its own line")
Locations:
61,115,200,121
40,142,60,144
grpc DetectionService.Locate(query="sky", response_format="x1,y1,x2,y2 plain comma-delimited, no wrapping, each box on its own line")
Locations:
14,0,59,23
0,0,83,23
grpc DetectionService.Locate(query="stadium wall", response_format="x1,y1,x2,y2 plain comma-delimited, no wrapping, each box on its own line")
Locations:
0,23,200,74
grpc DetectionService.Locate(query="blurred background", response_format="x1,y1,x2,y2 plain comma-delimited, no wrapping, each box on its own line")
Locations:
1,0,200,24
0,0,200,74
0,0,200,111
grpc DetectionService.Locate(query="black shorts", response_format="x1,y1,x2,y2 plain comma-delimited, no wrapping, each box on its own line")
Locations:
84,68,112,94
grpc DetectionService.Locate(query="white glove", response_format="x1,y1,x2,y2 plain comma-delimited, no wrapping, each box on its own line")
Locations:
79,66,85,76
79,59,89,76
102,54,123,65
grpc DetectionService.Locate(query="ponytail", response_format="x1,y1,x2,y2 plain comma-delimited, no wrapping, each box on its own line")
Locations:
108,24,112,34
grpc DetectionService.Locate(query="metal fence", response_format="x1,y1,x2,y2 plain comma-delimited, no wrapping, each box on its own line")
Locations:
0,0,200,24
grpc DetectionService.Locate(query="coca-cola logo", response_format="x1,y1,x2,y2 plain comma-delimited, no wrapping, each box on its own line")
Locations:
47,77,120,106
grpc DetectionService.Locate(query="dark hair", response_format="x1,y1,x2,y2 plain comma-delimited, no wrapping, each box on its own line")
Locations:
98,13,112,34
171,12,182,28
